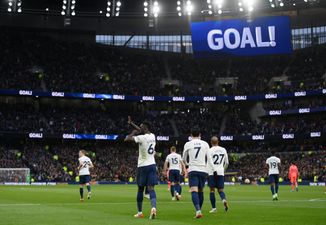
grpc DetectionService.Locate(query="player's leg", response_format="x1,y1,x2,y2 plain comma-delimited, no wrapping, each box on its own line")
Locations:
79,184,85,201
295,177,298,192
79,175,85,201
135,186,145,218
217,176,228,212
175,181,181,200
197,172,206,217
135,168,145,218
170,181,175,199
290,176,295,192
148,165,158,219
189,172,202,218
209,187,217,213
174,171,181,200
269,175,276,199
275,175,279,200
85,175,91,200
144,186,150,199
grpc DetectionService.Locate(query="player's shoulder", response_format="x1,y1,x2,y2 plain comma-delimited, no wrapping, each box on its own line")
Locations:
199,139,210,147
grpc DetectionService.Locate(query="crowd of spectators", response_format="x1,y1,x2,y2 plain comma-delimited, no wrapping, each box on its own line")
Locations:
0,143,325,183
0,31,325,96
229,150,326,182
0,101,325,137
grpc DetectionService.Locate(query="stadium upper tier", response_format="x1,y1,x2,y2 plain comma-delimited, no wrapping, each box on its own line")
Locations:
0,31,325,97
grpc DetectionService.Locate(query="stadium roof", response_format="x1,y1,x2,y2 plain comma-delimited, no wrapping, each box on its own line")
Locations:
0,0,323,18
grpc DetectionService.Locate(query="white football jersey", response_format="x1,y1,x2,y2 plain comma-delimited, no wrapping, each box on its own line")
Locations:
134,133,156,167
182,138,214,173
208,146,229,176
165,152,183,171
266,156,281,175
79,156,92,176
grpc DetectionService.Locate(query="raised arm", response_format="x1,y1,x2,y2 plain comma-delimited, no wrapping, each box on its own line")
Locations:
124,129,141,142
128,116,141,132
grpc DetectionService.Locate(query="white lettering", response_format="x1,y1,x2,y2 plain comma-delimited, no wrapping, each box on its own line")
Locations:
265,93,278,99
240,27,256,48
51,92,64,97
282,134,294,139
113,95,125,100
256,27,271,47
142,96,155,101
172,97,185,102
294,91,306,97
28,133,43,138
224,28,241,49
203,96,216,101
82,93,96,98
310,132,321,138
234,95,247,101
299,108,310,113
252,135,265,140
220,136,234,141
63,133,76,139
19,90,33,96
207,30,224,50
269,110,282,115
157,136,170,141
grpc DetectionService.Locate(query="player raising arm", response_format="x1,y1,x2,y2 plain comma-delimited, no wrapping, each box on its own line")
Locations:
78,150,94,202
182,127,215,219
208,136,229,213
124,117,158,220
163,146,187,201
266,151,281,201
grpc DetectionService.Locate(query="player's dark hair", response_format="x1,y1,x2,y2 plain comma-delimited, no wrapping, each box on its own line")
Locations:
142,121,151,131
271,149,276,156
191,127,201,137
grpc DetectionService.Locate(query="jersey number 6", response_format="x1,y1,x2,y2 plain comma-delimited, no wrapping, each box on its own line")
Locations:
148,144,154,154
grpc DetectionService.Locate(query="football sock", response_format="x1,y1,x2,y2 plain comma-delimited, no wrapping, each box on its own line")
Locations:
79,187,84,198
86,185,91,193
275,184,279,194
210,192,216,209
219,191,226,201
175,184,180,194
170,185,175,197
179,185,182,195
191,192,200,211
149,190,157,208
137,191,143,212
198,192,204,209
270,185,275,195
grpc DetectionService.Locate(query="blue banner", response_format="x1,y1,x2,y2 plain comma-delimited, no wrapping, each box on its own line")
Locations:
191,16,293,57
0,88,324,103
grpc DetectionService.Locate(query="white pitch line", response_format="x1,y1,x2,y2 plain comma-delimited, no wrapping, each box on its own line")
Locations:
0,199,325,207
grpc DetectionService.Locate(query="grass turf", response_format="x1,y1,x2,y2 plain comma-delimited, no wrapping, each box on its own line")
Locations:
0,184,325,225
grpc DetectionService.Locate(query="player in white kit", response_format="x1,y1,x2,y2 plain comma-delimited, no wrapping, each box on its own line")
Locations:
125,117,158,219
163,146,186,201
266,151,281,201
183,127,215,219
78,150,94,202
207,136,229,213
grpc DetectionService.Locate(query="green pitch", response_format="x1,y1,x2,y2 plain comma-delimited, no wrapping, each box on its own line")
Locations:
0,185,325,225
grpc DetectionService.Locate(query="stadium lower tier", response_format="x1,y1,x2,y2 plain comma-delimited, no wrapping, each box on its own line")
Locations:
0,143,325,183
